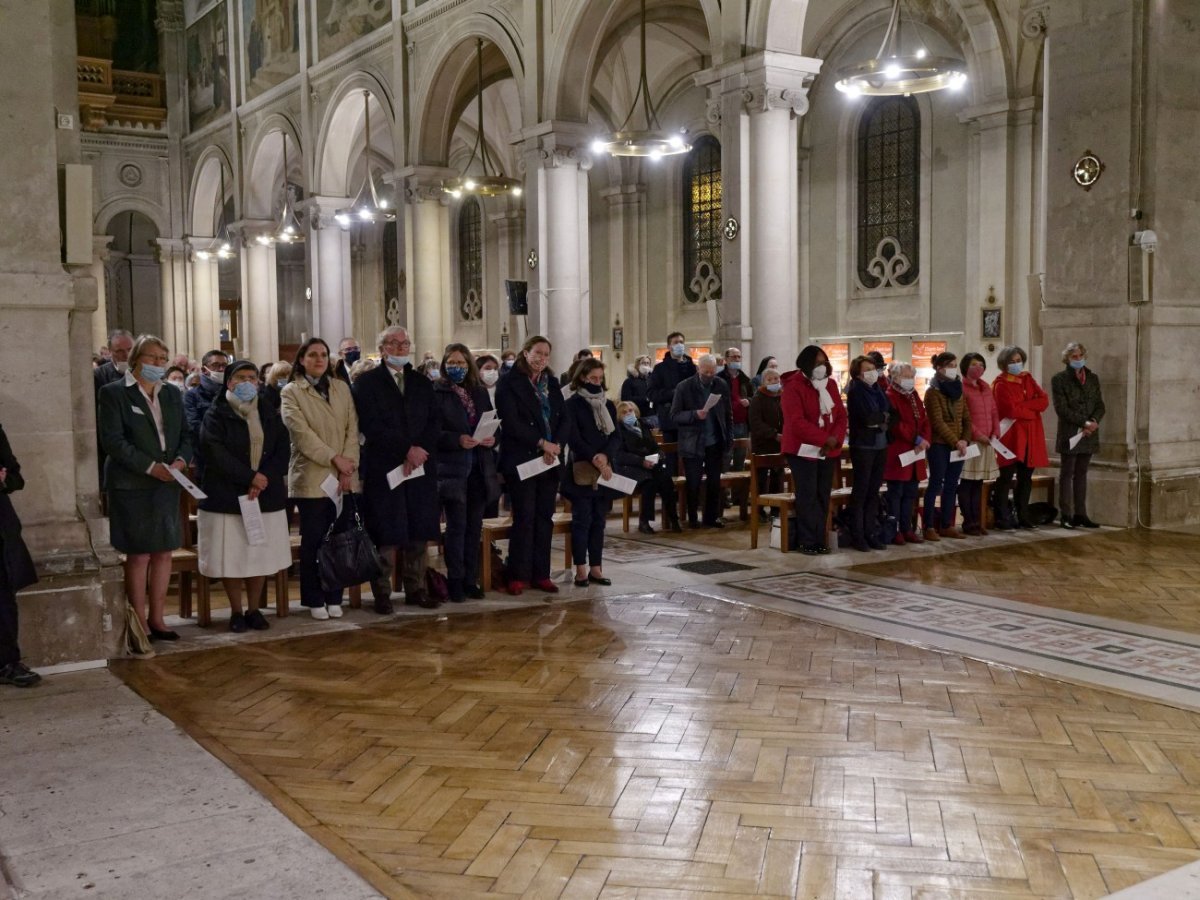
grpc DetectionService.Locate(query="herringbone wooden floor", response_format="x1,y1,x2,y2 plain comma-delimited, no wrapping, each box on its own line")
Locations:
852,529,1200,635
114,591,1200,898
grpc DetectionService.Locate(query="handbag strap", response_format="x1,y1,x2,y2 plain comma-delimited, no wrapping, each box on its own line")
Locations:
322,492,365,542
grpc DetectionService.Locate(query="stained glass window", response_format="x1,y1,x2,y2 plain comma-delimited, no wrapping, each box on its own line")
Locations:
457,197,483,321
857,96,920,288
682,135,722,304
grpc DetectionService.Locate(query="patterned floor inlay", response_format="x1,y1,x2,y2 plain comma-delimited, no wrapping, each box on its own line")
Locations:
114,593,1200,899
725,570,1200,711
551,535,701,564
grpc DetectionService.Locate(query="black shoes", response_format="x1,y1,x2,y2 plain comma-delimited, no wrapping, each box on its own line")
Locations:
573,577,590,587
704,520,726,529
148,627,179,642
373,597,395,615
588,574,612,586
1060,515,1076,529
245,609,270,630
1074,515,1100,528
405,593,441,609
229,612,248,633
801,545,831,556
669,520,683,534
638,521,655,535
0,662,41,688
465,584,486,600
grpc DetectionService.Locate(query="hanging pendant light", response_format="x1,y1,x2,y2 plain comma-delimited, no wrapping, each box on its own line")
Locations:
196,165,237,260
257,132,306,245
835,0,967,97
335,90,396,227
443,39,522,199
592,0,690,159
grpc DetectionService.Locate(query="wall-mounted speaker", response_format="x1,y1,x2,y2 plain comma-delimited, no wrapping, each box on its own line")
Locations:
506,280,528,315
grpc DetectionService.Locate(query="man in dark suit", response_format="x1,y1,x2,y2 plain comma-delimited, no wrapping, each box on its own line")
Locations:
93,329,134,491
647,331,696,473
332,336,360,385
670,354,733,529
352,326,442,612
184,349,230,477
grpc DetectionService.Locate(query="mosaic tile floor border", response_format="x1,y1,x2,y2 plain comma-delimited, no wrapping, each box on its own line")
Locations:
549,534,702,563
700,570,1200,713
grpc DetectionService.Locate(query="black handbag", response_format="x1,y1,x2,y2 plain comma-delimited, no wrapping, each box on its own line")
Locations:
318,495,384,592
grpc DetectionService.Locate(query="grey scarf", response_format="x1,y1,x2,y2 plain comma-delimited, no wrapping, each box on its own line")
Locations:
580,389,615,435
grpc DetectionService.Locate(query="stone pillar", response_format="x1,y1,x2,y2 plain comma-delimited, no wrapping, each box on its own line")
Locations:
307,197,353,344
238,227,280,364
521,125,592,375
155,237,188,355
403,172,452,359
697,52,820,364
491,204,527,349
188,249,221,352
91,234,114,350
601,184,646,368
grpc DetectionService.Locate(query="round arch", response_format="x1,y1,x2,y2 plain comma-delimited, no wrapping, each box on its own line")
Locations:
411,17,525,165
746,0,809,53
95,195,168,237
314,72,397,197
189,145,235,237
545,0,720,123
245,114,304,219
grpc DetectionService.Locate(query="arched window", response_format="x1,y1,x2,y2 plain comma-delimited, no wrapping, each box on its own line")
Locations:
457,197,483,321
682,135,722,304
857,96,920,288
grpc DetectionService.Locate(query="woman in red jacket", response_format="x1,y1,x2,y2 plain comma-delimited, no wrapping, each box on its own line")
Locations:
781,345,847,555
883,362,932,543
992,345,1050,529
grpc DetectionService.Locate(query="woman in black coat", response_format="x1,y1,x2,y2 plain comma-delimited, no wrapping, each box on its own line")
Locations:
615,399,681,534
564,360,622,587
845,355,892,552
433,344,500,602
619,355,656,428
198,361,292,632
0,423,40,687
494,335,568,595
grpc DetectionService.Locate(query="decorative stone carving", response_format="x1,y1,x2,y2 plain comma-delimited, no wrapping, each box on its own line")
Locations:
705,97,722,126
1021,4,1049,40
460,287,482,322
118,163,143,187
742,85,810,117
404,182,446,204
688,260,721,305
154,0,184,34
863,236,913,289
386,296,403,326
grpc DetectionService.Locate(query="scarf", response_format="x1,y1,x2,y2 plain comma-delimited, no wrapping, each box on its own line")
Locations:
304,372,331,402
451,384,478,428
935,376,963,401
809,375,835,426
532,373,553,440
226,392,265,469
580,388,615,435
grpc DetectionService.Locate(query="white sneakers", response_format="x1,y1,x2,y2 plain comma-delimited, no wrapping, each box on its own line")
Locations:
326,604,343,618
310,606,329,620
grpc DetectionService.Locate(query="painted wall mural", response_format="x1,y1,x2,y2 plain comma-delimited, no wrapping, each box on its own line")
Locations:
243,0,300,100
186,2,231,131
315,0,391,62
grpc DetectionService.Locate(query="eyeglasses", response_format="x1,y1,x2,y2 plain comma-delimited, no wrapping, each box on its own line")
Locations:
142,353,169,365
382,340,411,351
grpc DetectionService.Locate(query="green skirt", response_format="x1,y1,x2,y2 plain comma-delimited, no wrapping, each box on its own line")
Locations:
108,484,183,554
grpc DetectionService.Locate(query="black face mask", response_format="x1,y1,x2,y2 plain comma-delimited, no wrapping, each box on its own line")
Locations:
581,383,603,395
342,349,361,366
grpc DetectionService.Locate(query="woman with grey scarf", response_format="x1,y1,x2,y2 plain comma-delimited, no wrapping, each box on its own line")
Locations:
562,359,622,587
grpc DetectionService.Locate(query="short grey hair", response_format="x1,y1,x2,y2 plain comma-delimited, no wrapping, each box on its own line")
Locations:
1061,341,1087,364
889,361,915,379
376,325,409,349
107,328,133,346
997,345,1027,367
697,353,717,369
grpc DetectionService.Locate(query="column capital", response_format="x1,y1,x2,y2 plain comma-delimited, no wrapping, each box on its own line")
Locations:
1021,3,1049,41
519,121,595,171
228,219,280,246
303,196,351,229
154,0,184,34
93,234,115,261
395,166,456,203
696,51,823,119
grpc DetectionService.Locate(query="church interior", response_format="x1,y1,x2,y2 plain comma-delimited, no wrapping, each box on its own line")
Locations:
3,0,1200,897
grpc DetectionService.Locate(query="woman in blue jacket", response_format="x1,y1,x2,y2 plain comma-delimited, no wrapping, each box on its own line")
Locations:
845,355,892,551
563,359,621,587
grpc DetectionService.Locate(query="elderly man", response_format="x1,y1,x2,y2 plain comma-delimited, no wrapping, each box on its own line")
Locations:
720,345,754,506
352,326,442,612
670,354,733,529
93,329,134,398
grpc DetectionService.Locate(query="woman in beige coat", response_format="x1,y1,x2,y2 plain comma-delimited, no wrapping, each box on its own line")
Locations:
280,337,360,619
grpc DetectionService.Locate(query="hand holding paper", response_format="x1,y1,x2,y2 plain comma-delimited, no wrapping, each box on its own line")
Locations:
600,471,639,495
169,465,207,500
949,444,981,463
797,444,824,460
473,411,501,441
517,455,560,481
387,463,425,490
898,447,927,468
701,393,720,413
989,436,1016,461
1068,430,1085,450
320,472,343,516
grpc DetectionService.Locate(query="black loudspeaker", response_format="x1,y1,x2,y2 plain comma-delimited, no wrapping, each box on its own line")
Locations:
506,280,529,315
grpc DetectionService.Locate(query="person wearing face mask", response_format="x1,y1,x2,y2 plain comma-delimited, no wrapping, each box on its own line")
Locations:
1051,341,1104,529
992,345,1050,530
563,360,622,586
957,353,1000,535
495,336,567,596
98,334,194,642
614,400,681,534
620,355,657,429
500,351,517,374
748,368,785,510
883,362,932,544
752,356,779,389
184,348,231,479
922,352,973,541
846,355,893,551
432,344,498,601
352,327,442,612
197,361,291,633
781,346,848,555
720,348,754,501
332,337,361,385
671,354,733,529
94,329,135,492
648,331,697,473
475,354,505,518
280,337,361,618
165,366,188,391
561,348,595,388
867,352,891,391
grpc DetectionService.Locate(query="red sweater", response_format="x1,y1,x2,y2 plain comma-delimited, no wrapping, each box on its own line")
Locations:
780,370,847,458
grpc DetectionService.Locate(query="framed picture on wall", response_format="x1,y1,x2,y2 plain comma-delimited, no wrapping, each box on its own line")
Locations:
982,307,1002,340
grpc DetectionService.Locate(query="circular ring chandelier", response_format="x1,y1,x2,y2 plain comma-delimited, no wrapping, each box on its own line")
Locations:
834,0,967,97
444,40,522,199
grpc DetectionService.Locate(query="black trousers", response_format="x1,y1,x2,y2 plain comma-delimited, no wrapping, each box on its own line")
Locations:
639,466,678,525
294,497,352,608
0,564,20,666
439,469,486,587
570,490,612,567
1059,452,1092,519
957,479,985,530
683,443,724,525
789,455,837,548
848,447,887,541
993,463,1035,525
507,469,558,583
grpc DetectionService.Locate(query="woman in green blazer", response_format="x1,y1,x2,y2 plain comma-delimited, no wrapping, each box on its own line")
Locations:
98,335,193,642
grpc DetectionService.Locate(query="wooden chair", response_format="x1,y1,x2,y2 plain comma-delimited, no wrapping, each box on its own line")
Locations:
480,513,574,590
749,453,794,550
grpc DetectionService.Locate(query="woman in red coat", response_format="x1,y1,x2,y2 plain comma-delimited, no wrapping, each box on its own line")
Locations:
883,362,932,543
781,345,847,555
991,345,1050,529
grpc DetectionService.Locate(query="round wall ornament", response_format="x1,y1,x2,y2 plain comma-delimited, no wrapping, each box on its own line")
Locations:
119,163,143,187
723,217,739,241
527,249,538,270
1072,151,1104,190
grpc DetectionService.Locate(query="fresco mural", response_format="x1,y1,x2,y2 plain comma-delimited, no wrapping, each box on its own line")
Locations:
243,0,300,100
186,2,231,131
315,0,391,62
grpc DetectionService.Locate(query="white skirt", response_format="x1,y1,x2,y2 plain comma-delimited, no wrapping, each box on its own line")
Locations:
198,509,292,578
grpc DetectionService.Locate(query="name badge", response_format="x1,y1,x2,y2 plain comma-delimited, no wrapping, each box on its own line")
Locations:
131,406,145,416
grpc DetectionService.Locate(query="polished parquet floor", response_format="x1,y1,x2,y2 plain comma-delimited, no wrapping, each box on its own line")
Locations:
117,582,1200,899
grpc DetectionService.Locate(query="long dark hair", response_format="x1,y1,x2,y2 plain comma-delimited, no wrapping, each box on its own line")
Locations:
291,337,331,381
441,342,480,389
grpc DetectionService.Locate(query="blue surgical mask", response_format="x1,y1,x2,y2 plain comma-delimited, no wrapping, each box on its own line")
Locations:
1007,362,1024,375
501,361,514,371
1069,358,1086,370
766,383,782,393
427,369,440,381
231,382,258,403
140,363,166,383
670,342,686,357
446,365,467,383
622,414,638,428
727,361,742,372
386,355,410,369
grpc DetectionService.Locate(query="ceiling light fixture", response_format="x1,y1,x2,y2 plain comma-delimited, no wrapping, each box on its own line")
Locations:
591,0,691,158
336,90,396,226
834,0,967,97
443,39,522,198
196,165,237,261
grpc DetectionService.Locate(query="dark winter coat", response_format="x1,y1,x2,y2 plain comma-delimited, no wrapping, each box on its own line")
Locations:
1051,366,1105,455
494,369,568,475
846,379,892,448
614,420,665,483
432,380,500,503
562,392,621,499
748,389,783,454
184,375,223,477
198,393,291,515
0,424,37,594
670,374,732,459
619,366,653,418
647,355,697,430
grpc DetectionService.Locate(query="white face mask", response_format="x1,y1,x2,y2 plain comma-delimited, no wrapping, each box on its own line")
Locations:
861,369,879,386
480,369,499,386
898,377,916,393
638,364,652,375
941,368,960,381
113,360,128,373
810,365,828,381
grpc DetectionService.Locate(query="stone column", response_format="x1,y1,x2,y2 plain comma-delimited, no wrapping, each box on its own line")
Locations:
91,234,114,350
521,125,592,375
491,204,527,349
307,197,353,344
697,52,821,365
237,225,280,364
403,171,453,359
600,184,646,367
188,248,221,352
155,237,188,355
